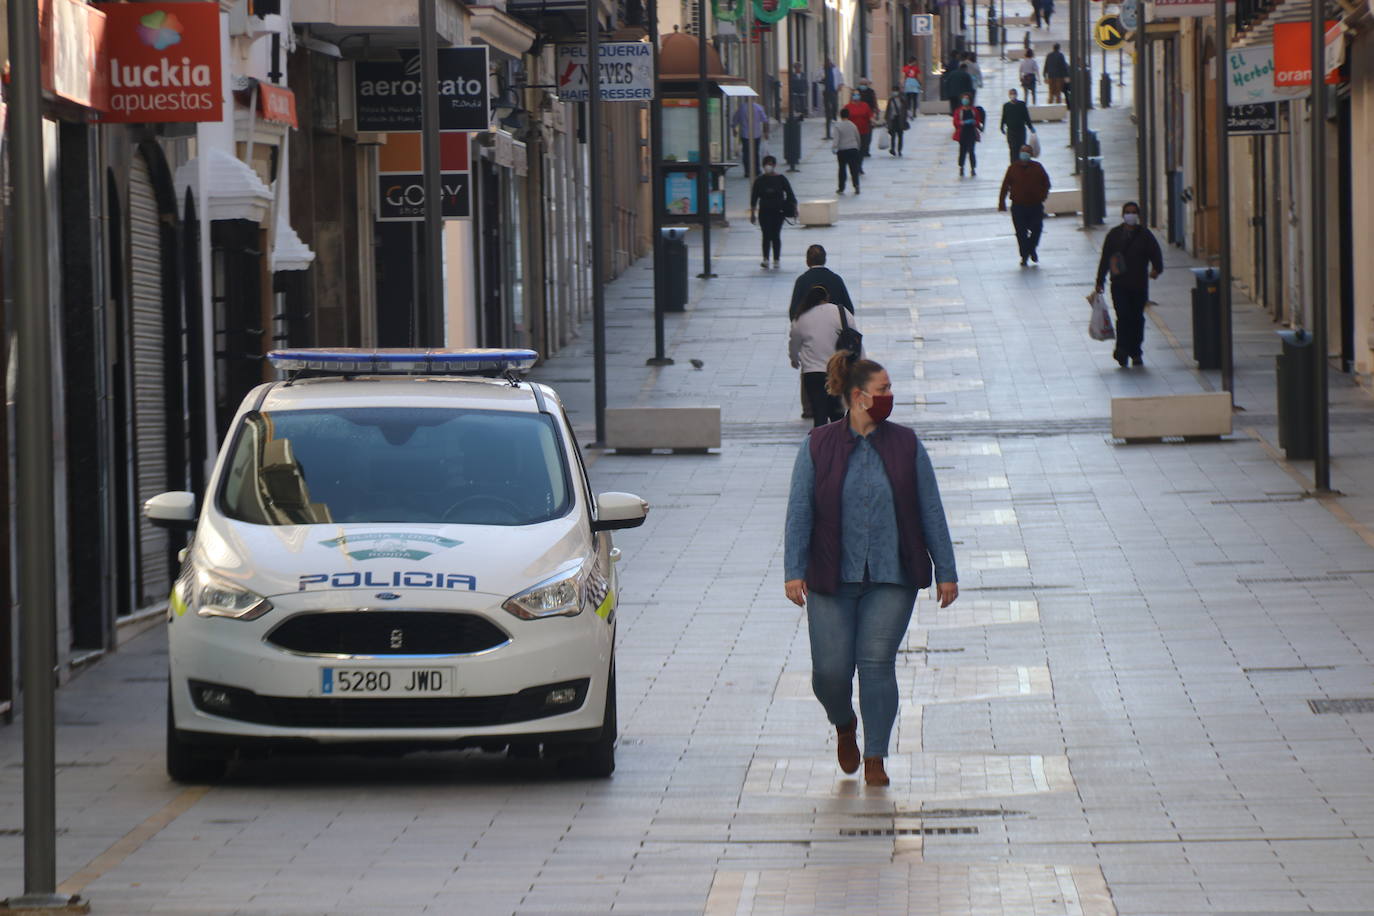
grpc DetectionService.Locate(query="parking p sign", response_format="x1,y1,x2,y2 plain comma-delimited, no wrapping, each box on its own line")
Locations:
911,13,934,35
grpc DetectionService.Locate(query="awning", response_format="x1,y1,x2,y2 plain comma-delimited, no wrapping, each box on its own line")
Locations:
174,149,273,224
719,84,759,97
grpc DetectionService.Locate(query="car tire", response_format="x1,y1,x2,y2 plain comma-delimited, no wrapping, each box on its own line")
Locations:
558,663,616,778
166,689,229,783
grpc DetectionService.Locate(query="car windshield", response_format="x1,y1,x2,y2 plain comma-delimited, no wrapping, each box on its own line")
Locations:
219,407,572,526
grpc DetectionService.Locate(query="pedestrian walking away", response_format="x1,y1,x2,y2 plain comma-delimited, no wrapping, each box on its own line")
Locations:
750,155,798,270
732,99,770,179
998,144,1051,266
951,95,984,177
944,62,976,114
832,110,863,194
784,354,959,788
1031,0,1043,27
820,59,843,131
843,91,875,164
1019,51,1039,104
791,245,857,418
885,87,910,156
789,61,809,118
901,57,923,117
1044,43,1070,104
790,245,856,316
789,286,860,427
1095,202,1164,368
1000,88,1036,164
1040,0,1055,27
963,52,984,90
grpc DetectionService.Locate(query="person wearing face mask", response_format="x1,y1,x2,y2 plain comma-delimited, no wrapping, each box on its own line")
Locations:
1000,88,1036,164
750,155,798,270
789,285,860,426
1095,202,1165,368
784,353,959,788
884,85,910,157
998,144,1052,266
951,94,984,177
843,90,875,165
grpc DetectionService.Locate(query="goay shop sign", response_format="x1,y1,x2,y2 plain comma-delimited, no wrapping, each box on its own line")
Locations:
378,174,470,221
555,42,654,102
94,2,222,123
355,47,490,132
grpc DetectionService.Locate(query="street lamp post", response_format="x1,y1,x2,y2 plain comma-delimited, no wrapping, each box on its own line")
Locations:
1311,0,1331,489
419,0,444,346
1216,0,1234,396
697,0,716,278
587,0,609,445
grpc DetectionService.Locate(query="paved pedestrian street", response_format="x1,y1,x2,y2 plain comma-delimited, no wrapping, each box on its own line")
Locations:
5,35,1374,916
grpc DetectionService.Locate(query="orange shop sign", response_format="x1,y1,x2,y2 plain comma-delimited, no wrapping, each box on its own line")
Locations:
1273,21,1341,88
258,83,297,127
94,2,223,123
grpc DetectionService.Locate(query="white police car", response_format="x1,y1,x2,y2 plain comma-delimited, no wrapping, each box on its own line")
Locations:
144,349,647,781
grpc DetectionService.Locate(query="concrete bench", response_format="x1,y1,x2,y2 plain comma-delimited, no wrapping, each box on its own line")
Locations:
1045,188,1082,215
1111,392,1233,441
798,199,838,227
606,407,721,453
919,98,950,116
1029,104,1067,122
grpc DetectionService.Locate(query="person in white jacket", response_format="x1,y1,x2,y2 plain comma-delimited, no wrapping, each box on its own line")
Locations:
790,285,862,427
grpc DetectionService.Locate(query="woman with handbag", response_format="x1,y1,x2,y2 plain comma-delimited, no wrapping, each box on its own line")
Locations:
789,285,860,427
783,352,959,787
750,155,798,270
885,86,910,157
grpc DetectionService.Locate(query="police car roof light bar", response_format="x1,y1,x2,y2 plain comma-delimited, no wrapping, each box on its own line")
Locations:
267,348,539,378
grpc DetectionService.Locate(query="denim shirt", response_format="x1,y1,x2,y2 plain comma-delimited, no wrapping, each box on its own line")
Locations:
784,426,958,586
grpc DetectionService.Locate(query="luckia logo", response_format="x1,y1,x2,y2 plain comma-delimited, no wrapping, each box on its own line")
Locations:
136,10,184,51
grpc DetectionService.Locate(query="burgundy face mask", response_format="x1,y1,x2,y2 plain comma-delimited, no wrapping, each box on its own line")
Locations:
866,394,894,423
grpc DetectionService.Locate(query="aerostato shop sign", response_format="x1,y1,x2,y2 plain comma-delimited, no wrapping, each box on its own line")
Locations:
355,48,490,132
94,2,222,123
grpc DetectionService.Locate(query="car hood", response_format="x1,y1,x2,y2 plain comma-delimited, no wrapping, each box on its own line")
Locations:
191,513,592,601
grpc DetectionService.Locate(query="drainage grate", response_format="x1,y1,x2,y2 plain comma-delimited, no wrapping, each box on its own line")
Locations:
1212,496,1307,505
1238,575,1353,585
961,584,1073,591
899,647,965,654
839,826,979,837
1244,665,1337,673
123,676,167,683
0,828,67,836
1308,698,1374,715
1193,560,1265,567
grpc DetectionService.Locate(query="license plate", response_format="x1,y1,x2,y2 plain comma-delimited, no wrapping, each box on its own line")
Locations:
321,667,455,697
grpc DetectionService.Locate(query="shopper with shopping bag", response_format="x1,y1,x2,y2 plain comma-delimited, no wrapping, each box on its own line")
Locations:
1094,201,1164,368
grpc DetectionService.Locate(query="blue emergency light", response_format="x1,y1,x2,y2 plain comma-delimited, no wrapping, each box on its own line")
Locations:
266,348,539,375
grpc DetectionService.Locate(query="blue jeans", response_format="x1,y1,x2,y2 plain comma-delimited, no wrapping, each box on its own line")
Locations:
806,580,918,757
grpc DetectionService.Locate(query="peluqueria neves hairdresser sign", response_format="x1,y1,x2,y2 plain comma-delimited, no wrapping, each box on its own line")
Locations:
94,2,223,123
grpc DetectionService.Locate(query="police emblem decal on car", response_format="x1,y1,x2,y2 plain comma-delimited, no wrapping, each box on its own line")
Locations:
375,592,402,601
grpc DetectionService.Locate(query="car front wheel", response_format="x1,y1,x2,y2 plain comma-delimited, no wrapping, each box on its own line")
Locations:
166,689,229,783
557,664,616,778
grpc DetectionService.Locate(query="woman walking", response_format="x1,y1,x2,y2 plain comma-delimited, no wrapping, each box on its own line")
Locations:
951,94,983,177
789,286,857,427
1094,201,1164,368
750,155,798,270
901,58,922,117
885,86,910,156
784,353,959,787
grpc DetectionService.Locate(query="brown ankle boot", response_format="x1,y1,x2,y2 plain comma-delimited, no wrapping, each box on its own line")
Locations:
864,756,889,787
836,718,860,774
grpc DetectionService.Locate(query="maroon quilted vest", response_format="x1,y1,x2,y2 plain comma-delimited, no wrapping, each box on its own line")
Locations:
806,419,931,594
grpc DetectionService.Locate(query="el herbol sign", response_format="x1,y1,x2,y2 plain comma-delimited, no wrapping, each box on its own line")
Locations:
94,2,222,123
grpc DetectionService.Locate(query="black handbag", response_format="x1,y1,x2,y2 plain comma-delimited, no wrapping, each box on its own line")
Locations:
835,304,863,357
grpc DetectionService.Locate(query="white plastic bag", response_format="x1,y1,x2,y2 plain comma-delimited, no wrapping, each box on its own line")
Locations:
878,133,890,150
1028,130,1041,158
1088,290,1115,341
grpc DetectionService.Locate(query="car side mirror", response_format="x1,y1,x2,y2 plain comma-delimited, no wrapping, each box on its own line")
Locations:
591,492,649,532
145,491,198,531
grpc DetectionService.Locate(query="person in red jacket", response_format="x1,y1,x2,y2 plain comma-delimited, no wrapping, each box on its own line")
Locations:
950,95,983,177
843,91,874,167
998,143,1052,266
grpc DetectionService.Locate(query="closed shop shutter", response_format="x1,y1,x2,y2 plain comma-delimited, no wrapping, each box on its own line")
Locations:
128,153,171,605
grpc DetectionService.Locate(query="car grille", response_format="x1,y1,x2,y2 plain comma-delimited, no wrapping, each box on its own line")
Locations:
265,611,509,656
187,678,590,728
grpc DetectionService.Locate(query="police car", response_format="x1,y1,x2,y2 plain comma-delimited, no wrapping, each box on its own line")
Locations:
144,349,647,781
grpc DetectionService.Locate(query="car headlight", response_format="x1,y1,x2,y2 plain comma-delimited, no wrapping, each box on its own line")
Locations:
503,566,585,620
182,568,273,620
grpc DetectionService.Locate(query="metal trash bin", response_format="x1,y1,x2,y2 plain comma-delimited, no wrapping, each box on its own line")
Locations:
1276,329,1316,459
784,116,802,172
1083,129,1102,158
1082,156,1106,225
1190,267,1222,370
661,226,689,312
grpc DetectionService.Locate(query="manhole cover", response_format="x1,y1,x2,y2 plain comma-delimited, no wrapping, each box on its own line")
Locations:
1308,698,1374,715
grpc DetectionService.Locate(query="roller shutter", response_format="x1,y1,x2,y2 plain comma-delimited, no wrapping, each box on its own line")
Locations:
128,154,170,605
